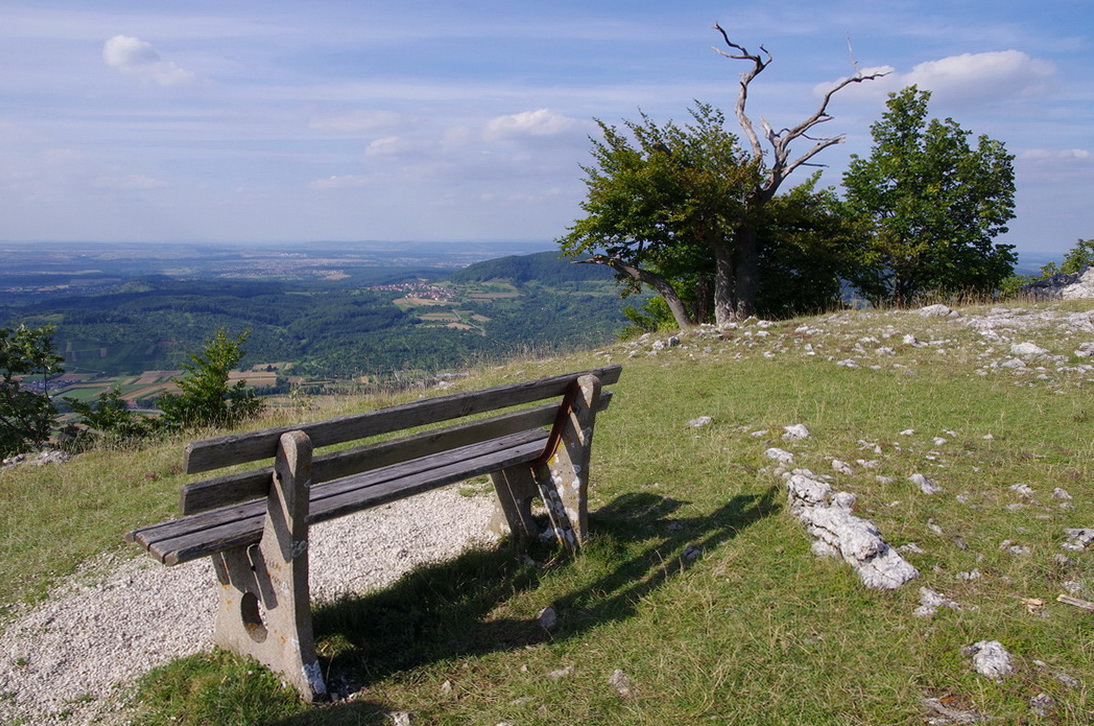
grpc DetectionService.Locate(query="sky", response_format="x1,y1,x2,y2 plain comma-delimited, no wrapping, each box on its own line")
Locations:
1,1,1092,261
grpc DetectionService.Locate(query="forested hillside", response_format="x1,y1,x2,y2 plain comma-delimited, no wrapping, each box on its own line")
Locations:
2,249,637,381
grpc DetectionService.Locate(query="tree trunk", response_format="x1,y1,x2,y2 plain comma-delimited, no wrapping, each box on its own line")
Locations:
734,226,760,320
582,255,696,329
711,244,737,326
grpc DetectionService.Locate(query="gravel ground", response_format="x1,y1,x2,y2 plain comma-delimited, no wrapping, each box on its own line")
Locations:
0,486,499,726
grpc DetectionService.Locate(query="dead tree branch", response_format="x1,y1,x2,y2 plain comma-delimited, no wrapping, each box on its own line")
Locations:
712,23,888,199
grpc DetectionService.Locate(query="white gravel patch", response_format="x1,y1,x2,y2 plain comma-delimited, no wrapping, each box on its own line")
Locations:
0,486,499,725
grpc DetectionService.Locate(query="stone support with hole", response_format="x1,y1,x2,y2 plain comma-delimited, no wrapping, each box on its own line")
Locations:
210,430,327,700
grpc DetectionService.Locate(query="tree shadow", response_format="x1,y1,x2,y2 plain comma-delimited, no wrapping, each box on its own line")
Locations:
301,485,780,707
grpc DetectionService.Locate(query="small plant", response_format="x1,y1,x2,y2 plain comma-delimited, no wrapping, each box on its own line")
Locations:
157,328,265,430
62,386,160,450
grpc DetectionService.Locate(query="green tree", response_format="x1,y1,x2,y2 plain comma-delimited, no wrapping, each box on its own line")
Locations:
560,28,885,325
63,386,158,449
0,325,64,458
1038,238,1094,278
158,329,265,430
842,86,1017,305
559,103,754,329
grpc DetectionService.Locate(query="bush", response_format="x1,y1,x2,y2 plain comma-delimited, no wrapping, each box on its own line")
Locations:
0,325,63,458
158,329,265,430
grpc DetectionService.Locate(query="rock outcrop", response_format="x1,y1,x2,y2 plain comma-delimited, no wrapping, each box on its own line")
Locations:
785,470,919,590
1024,265,1094,300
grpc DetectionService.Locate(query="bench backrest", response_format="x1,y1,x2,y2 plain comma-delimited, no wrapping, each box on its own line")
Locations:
179,365,621,515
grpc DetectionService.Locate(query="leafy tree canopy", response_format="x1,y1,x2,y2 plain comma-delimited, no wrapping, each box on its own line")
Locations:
0,324,64,458
842,86,1017,305
158,328,265,430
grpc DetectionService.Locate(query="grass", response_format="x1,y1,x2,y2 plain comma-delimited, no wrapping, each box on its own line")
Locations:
2,299,1093,723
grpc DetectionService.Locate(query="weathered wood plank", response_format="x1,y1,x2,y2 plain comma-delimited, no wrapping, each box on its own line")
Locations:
179,403,559,514
134,430,550,564
179,391,613,514
184,365,620,474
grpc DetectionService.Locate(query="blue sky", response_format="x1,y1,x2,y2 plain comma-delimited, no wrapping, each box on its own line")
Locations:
1,1,1091,261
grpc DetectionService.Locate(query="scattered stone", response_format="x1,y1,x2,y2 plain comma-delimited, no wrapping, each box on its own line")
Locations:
1052,553,1076,567
608,669,634,699
682,544,702,562
439,680,453,695
536,606,557,630
1055,672,1080,689
831,459,853,476
898,542,925,554
1029,693,1054,718
1052,487,1073,500
910,473,942,495
1,449,73,469
999,540,1031,555
785,470,918,590
921,697,982,724
686,416,713,428
962,640,1014,680
1063,529,1094,551
1009,483,1035,497
919,304,959,319
956,570,982,581
546,666,573,680
1011,341,1050,358
913,587,960,618
782,424,811,440
390,712,414,726
1000,357,1026,369
899,429,916,436
903,334,921,346
749,429,768,438
764,447,795,464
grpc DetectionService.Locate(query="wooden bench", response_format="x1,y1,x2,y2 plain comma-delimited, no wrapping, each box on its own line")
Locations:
125,364,620,699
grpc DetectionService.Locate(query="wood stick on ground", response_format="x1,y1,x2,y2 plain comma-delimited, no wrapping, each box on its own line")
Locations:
1057,594,1094,612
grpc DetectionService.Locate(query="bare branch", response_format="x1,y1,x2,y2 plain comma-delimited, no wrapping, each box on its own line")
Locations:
712,23,769,160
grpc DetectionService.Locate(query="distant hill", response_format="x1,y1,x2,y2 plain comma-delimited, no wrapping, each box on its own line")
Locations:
447,251,613,285
3,249,636,381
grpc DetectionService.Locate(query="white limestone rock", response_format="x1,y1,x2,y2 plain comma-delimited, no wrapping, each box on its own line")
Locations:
785,471,918,590
910,473,942,495
782,424,811,440
962,640,1014,680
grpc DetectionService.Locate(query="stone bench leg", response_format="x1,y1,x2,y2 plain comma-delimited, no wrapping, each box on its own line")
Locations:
534,374,602,550
210,430,327,701
489,465,541,538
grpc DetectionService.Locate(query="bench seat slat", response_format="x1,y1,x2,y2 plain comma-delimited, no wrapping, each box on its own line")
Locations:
134,429,550,565
184,364,620,474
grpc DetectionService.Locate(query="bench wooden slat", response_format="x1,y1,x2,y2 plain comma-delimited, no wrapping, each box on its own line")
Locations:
135,429,550,565
183,364,621,474
179,401,562,515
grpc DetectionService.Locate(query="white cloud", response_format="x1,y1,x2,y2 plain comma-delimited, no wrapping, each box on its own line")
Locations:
1019,148,1090,161
102,35,195,87
821,51,1056,107
308,110,405,133
484,109,578,140
365,136,410,156
904,50,1055,100
308,175,369,190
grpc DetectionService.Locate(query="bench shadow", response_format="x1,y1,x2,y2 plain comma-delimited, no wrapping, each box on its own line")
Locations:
304,485,780,703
